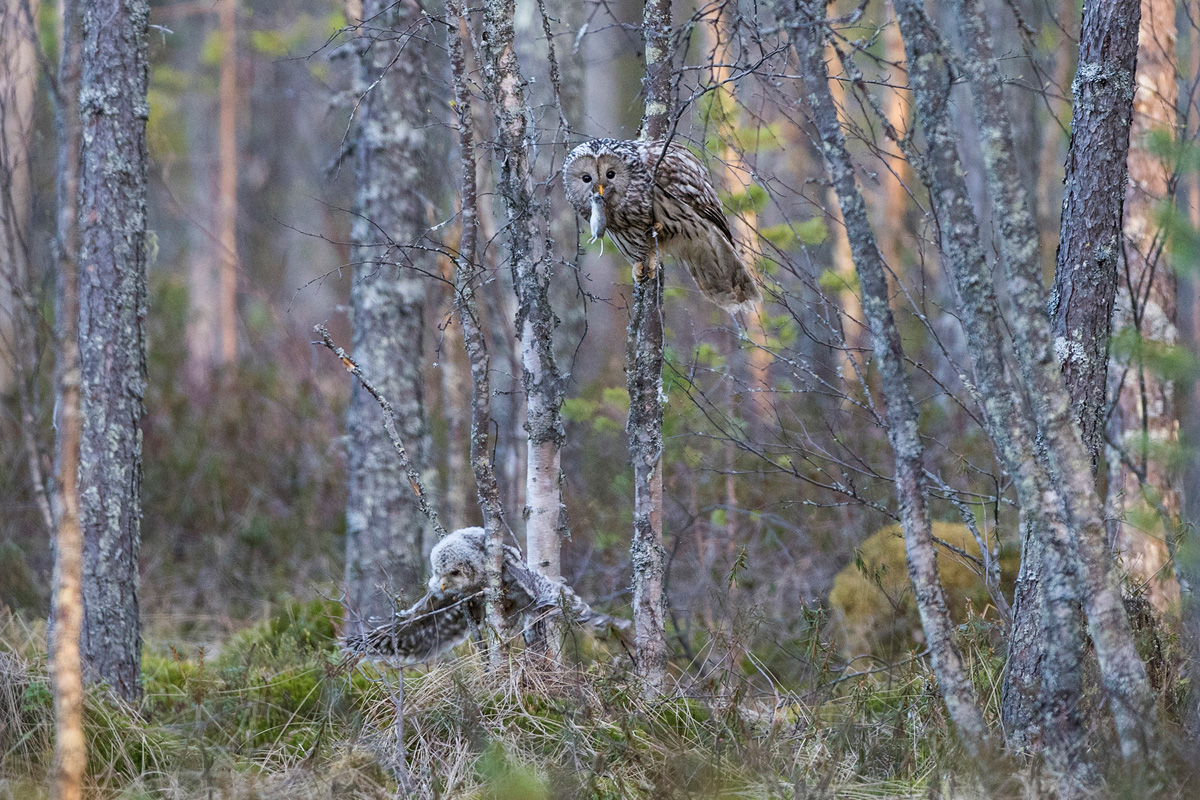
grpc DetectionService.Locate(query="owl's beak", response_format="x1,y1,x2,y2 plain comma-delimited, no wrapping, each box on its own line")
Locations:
439,578,448,592
589,191,607,241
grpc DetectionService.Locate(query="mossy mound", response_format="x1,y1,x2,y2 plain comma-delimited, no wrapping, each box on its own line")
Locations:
828,523,1016,658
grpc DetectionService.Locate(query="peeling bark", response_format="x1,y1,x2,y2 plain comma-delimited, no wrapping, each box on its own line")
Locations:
479,0,568,586
343,0,434,622
789,0,991,756
77,0,150,702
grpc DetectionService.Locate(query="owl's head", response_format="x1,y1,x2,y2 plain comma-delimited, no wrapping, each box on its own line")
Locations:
429,527,488,594
563,139,645,240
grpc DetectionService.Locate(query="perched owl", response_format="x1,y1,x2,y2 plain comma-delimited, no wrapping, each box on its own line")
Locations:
341,527,631,663
563,138,760,312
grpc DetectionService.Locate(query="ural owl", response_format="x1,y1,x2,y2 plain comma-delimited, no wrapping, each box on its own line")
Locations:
341,527,631,663
563,138,760,312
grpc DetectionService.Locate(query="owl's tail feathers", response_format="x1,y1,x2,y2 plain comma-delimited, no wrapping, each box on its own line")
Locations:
671,229,762,315
339,591,484,666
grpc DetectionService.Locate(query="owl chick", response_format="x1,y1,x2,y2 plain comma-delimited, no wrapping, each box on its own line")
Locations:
341,527,631,664
563,138,761,312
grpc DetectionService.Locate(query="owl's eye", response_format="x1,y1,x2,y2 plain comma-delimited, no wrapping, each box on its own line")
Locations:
606,170,616,180
448,569,461,577
581,174,591,183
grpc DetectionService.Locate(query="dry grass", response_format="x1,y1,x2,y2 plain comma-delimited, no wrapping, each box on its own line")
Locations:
8,600,1184,800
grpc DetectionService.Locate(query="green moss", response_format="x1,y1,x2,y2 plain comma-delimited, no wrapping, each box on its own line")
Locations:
828,523,1016,658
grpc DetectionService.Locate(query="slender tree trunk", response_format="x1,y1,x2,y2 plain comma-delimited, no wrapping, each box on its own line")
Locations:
1108,0,1180,612
342,0,434,622
953,0,1160,762
0,0,39,388
446,0,507,658
789,0,992,755
77,0,150,702
479,0,568,585
185,56,220,390
893,0,1087,769
0,0,55,535
624,0,672,698
51,0,86,795
217,0,239,366
1050,0,1142,468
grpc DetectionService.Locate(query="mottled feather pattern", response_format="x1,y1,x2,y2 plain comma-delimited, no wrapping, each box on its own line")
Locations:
563,138,761,312
341,527,632,663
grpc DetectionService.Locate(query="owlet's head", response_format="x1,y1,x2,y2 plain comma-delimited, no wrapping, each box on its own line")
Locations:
429,527,487,594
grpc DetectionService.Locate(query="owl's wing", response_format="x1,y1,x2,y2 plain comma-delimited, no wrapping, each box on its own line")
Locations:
341,589,484,665
643,141,735,244
504,556,634,649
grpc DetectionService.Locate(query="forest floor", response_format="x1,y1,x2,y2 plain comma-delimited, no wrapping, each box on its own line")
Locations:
0,599,1169,799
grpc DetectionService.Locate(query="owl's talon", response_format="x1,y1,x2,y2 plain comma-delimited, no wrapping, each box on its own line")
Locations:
633,260,656,282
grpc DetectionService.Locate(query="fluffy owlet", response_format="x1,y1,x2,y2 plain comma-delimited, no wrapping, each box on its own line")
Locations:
563,138,760,312
341,527,631,664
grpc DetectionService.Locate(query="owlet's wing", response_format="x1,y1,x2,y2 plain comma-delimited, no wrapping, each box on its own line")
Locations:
341,589,484,665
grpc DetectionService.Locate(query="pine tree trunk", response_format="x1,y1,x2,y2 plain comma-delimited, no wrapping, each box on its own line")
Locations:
1050,0,1142,468
0,0,39,388
1108,0,1180,612
76,0,150,702
343,0,434,622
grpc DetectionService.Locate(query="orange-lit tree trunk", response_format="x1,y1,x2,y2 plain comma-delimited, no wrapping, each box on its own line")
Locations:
51,0,86,795
217,0,239,366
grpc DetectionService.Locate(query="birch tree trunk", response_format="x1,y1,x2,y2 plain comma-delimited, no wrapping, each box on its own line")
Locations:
77,0,150,702
952,0,1160,763
625,0,672,698
479,0,567,585
1050,0,1142,468
51,0,86,795
343,0,434,622
789,0,991,755
1108,0,1180,612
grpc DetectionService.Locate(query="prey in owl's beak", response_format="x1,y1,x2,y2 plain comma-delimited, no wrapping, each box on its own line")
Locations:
589,185,607,242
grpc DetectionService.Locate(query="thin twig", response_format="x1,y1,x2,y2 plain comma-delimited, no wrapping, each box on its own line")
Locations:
313,323,446,538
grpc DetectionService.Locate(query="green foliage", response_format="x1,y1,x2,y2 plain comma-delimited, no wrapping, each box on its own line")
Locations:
1111,325,1198,381
720,183,769,216
817,268,858,294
